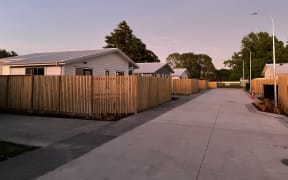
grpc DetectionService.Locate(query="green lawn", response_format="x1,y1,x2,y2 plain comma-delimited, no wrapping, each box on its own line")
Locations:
0,141,38,162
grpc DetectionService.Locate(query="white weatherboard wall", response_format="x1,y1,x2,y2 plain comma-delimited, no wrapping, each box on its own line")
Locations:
64,52,129,75
10,67,25,75
2,66,11,75
46,66,62,75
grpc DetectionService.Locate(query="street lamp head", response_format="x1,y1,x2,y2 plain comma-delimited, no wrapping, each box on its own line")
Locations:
251,12,259,15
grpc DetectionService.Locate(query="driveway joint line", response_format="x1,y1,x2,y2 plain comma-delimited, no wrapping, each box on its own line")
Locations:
195,106,221,180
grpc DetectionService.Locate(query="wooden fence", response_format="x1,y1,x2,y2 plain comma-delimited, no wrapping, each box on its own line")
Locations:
0,75,171,119
199,80,208,90
208,82,217,88
251,76,288,112
278,75,288,112
251,78,275,94
171,79,199,95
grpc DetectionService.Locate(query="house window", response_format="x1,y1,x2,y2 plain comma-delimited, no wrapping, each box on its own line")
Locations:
116,71,124,76
75,68,93,75
105,70,109,76
128,69,133,75
25,67,44,75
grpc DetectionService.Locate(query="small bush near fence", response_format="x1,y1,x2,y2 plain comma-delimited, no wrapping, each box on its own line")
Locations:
0,75,171,120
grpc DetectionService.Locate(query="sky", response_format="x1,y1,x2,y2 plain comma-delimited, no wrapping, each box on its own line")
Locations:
1,0,288,69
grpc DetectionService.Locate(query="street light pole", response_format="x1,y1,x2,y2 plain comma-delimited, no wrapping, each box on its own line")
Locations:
252,12,277,108
242,47,252,93
249,50,252,93
243,60,245,80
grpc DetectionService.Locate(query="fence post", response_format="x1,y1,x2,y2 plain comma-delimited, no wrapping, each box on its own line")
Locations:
30,75,34,113
6,76,9,109
91,76,93,117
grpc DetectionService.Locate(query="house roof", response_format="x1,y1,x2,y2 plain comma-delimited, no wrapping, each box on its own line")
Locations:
2,48,138,68
171,68,188,77
262,63,288,76
133,63,174,74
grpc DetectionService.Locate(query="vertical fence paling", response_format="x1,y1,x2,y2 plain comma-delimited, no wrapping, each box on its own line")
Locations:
60,76,92,114
7,76,33,111
0,76,8,109
199,80,208,90
0,75,172,119
92,76,137,117
137,76,171,112
208,82,217,88
33,76,60,113
171,79,200,95
278,75,288,111
251,79,275,94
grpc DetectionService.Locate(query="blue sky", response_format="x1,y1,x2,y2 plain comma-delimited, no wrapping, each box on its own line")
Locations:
1,0,288,68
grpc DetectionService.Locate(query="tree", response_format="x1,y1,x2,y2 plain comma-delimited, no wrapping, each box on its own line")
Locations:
104,21,159,63
0,49,17,59
224,32,288,80
166,52,216,80
215,69,233,81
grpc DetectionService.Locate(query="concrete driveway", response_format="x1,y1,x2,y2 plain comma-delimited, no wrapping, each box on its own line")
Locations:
37,89,288,180
0,114,110,147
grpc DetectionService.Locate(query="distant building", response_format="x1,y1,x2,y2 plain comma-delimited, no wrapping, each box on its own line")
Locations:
171,68,189,79
261,63,288,79
0,48,138,76
133,63,174,78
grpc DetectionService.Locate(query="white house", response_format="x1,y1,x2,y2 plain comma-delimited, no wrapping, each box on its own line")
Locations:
133,63,174,77
261,63,288,79
171,68,189,79
0,48,138,76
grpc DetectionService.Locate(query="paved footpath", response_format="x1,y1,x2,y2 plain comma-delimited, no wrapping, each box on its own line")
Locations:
38,89,288,180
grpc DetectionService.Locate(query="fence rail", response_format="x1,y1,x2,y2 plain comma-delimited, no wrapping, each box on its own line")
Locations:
0,75,171,119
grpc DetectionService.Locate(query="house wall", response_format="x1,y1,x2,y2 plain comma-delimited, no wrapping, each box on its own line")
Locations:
7,66,62,75
155,66,172,77
181,72,189,79
64,52,129,75
2,66,10,75
264,69,274,79
46,66,62,75
10,67,25,75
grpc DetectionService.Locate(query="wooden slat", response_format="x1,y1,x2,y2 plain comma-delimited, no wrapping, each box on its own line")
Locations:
199,80,208,90
33,76,60,113
7,76,33,111
208,82,217,88
278,75,288,111
251,79,275,94
0,76,8,109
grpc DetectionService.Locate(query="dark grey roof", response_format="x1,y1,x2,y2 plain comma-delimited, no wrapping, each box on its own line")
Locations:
171,68,188,77
3,48,138,68
134,63,174,74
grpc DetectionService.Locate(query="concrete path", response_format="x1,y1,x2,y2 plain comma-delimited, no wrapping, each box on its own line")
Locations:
0,93,202,180
37,89,288,180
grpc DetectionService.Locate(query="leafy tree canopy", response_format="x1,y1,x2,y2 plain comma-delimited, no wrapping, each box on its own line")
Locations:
0,49,17,59
104,21,159,63
166,52,216,80
224,32,288,80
